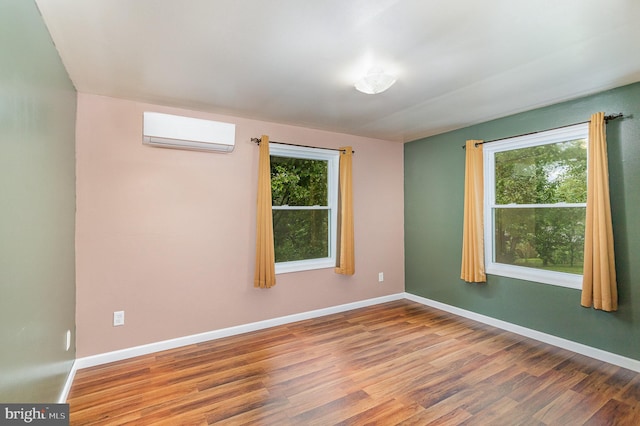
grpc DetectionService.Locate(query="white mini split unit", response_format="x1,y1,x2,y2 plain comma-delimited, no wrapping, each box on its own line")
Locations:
143,112,236,153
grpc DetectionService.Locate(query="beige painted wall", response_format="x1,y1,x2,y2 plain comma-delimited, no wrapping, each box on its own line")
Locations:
75,93,404,357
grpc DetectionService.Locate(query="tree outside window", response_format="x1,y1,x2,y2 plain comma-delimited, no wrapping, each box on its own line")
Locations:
271,156,329,262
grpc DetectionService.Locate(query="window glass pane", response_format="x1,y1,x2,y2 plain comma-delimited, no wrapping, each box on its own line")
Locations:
494,207,585,275
495,139,587,205
273,210,329,262
271,156,328,206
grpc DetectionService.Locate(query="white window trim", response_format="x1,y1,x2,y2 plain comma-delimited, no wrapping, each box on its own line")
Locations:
483,123,588,290
269,143,339,274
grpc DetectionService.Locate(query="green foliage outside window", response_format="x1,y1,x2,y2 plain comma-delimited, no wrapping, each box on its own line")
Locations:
494,139,587,274
271,156,329,263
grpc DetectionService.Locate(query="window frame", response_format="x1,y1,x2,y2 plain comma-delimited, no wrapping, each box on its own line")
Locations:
269,143,339,274
483,123,588,289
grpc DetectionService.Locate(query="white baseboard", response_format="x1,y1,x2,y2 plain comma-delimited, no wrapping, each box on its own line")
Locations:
404,292,640,373
58,360,77,403
74,293,405,371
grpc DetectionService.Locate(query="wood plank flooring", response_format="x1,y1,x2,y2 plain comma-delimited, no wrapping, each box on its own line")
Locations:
67,300,640,425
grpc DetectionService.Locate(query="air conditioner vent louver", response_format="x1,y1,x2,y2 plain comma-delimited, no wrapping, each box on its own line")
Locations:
143,112,235,153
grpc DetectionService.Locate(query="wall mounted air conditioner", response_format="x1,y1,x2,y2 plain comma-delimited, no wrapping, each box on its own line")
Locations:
143,112,236,153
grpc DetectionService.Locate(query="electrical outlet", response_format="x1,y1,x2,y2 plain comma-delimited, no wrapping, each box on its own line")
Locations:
378,272,384,282
113,311,125,326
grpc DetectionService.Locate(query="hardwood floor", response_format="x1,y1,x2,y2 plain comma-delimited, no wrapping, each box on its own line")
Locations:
67,300,640,425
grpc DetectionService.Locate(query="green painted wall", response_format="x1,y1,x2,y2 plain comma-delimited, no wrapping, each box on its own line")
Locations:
405,82,640,362
0,1,76,401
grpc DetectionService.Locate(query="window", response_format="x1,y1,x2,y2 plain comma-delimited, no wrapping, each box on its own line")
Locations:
270,143,339,274
483,123,588,289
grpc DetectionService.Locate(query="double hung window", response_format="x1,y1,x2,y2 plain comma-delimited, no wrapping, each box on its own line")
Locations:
270,143,339,274
483,124,588,288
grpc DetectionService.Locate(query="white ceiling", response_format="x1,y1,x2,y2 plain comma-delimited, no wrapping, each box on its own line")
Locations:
36,0,640,142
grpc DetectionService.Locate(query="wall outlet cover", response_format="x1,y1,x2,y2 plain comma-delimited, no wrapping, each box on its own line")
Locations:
113,311,125,326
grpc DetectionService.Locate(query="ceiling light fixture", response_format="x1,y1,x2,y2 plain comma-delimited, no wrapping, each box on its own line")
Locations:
354,68,397,94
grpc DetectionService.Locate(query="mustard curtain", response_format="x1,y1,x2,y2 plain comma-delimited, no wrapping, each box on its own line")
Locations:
254,135,276,288
461,140,486,283
335,146,355,275
581,113,617,311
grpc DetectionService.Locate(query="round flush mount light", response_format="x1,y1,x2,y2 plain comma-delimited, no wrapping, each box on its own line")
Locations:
354,68,397,94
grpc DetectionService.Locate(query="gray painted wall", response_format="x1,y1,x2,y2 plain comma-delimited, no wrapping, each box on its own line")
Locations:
0,0,76,402
405,82,640,362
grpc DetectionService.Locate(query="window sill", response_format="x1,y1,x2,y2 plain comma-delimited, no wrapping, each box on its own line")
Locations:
275,258,335,274
486,263,582,290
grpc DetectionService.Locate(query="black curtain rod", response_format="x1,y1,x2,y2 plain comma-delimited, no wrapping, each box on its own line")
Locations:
461,113,625,149
251,138,355,154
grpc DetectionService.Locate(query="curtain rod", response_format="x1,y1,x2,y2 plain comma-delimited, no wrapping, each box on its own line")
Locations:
251,138,354,154
461,113,625,149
